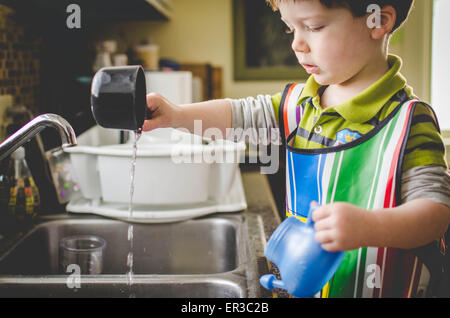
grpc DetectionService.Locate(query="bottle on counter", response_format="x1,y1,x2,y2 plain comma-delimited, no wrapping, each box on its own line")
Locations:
3,147,40,220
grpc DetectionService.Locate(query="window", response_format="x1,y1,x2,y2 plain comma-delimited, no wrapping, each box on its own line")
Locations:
431,0,450,130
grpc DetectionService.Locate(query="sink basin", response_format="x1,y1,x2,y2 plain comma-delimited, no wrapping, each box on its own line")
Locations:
0,217,239,275
0,213,267,298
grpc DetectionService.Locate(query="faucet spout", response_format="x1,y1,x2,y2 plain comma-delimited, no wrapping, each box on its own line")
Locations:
0,114,77,161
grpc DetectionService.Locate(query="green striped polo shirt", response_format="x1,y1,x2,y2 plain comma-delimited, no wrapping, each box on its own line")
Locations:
271,54,447,172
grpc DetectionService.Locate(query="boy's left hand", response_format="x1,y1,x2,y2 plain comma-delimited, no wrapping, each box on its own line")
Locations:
311,202,370,252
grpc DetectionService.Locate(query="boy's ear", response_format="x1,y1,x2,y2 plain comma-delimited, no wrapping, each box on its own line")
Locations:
369,5,397,40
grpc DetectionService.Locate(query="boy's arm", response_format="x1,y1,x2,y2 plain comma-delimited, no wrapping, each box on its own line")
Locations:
312,199,450,252
143,93,232,138
367,199,450,249
175,99,232,139
143,92,280,143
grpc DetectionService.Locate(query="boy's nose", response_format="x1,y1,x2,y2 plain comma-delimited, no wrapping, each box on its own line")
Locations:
291,34,310,53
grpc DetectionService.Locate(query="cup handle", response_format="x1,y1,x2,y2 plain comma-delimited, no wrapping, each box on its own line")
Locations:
306,202,320,227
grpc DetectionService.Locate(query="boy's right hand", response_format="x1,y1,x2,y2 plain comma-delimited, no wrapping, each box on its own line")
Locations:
142,93,180,132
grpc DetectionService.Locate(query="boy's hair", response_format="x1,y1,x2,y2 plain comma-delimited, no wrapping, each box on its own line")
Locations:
266,0,414,33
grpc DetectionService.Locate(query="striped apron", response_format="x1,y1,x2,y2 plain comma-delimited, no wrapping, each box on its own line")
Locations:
279,83,429,298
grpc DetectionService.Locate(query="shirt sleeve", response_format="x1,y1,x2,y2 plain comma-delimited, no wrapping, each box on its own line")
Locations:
402,103,447,172
400,102,449,206
226,94,281,144
271,92,283,124
401,165,450,208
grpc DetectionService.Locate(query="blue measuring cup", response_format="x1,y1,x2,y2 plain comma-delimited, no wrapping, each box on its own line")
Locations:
260,204,345,297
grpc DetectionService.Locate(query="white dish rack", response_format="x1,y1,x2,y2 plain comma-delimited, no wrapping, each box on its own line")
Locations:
66,169,247,223
64,126,247,222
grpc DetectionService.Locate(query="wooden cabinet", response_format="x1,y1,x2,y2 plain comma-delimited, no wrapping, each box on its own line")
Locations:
12,0,173,26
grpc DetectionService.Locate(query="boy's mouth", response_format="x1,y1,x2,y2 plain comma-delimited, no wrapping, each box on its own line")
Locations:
301,63,319,74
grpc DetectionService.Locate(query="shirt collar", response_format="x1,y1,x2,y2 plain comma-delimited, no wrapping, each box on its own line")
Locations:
298,54,412,123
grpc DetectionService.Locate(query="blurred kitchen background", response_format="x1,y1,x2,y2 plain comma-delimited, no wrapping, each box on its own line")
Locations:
0,0,448,215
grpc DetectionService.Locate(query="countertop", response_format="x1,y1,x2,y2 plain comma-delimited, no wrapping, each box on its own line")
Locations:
239,164,290,298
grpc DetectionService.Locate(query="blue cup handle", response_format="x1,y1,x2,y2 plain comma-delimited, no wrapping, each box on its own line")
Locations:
305,202,319,227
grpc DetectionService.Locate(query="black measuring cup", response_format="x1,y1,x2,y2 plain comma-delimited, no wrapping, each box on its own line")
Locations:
91,65,152,131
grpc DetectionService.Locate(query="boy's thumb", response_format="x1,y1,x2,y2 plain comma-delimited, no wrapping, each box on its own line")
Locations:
146,92,165,111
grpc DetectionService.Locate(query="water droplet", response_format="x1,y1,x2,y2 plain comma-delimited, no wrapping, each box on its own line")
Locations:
127,252,133,268
126,270,134,286
128,225,134,241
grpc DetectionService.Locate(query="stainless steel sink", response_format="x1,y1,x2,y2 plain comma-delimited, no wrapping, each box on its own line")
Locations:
0,213,268,298
0,217,240,275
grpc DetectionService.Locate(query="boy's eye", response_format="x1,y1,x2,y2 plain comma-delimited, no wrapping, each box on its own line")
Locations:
306,25,324,32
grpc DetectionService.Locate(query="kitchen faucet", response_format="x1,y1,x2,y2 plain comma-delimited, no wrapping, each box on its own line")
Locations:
0,114,77,161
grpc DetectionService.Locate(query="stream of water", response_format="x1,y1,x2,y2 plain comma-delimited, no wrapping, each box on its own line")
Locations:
126,129,142,297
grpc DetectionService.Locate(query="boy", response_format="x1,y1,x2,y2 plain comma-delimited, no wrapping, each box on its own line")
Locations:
142,0,450,297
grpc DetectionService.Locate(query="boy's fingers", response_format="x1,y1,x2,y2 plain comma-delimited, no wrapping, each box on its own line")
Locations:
142,116,162,132
321,242,339,252
141,120,153,132
311,205,330,222
314,218,332,231
315,229,334,244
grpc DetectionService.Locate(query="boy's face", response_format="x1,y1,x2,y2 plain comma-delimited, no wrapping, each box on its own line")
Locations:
278,0,379,86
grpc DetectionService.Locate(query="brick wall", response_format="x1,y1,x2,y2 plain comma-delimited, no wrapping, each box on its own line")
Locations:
0,4,43,114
